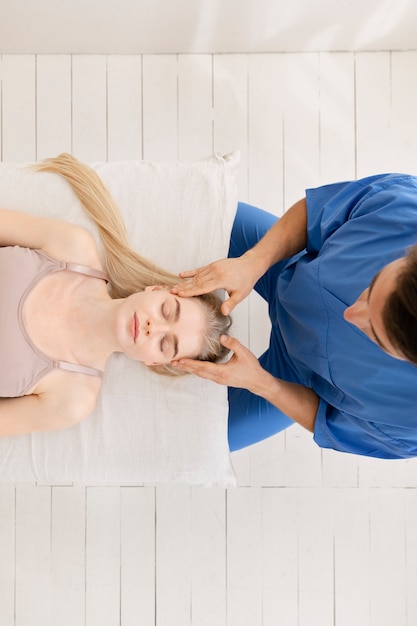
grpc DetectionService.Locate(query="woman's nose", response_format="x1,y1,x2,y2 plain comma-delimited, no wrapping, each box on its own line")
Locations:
145,319,169,335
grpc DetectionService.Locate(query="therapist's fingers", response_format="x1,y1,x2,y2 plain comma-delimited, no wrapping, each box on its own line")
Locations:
177,267,203,279
173,335,262,389
173,358,225,383
172,258,251,316
172,263,223,296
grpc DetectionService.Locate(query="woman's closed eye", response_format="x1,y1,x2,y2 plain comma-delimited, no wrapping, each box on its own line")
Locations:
162,298,181,323
160,335,170,354
160,298,180,357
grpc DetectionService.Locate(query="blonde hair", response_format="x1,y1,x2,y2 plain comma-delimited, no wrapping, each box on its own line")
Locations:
33,154,232,375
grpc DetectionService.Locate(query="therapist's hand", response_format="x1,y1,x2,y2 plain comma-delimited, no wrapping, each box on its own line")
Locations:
175,334,319,433
172,335,267,392
171,254,260,315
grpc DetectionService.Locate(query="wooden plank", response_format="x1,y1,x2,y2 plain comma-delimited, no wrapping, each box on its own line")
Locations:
244,435,287,487
51,486,86,626
86,487,120,626
319,52,356,183
262,488,298,626
72,55,107,162
357,455,396,488
178,54,213,161
156,485,192,626
15,485,52,626
391,51,417,175
284,424,322,488
36,55,72,159
121,487,155,626
405,490,417,626
2,54,36,161
213,54,248,199
248,53,285,214
297,488,334,626
282,53,320,208
333,489,371,626
355,52,392,177
369,489,406,626
0,485,15,626
227,487,262,626
229,447,252,487
142,55,178,162
392,457,417,488
107,55,142,161
191,488,227,626
321,448,358,488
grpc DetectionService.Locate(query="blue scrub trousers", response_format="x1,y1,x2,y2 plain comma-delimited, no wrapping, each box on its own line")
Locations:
227,202,295,451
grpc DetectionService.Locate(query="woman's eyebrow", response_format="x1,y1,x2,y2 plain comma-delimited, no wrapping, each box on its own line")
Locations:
174,298,180,322
173,335,179,359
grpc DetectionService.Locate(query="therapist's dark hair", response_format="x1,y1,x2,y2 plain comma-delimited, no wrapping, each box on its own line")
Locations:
384,244,417,365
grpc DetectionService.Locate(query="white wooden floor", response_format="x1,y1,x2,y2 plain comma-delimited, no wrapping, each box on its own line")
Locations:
1,52,417,626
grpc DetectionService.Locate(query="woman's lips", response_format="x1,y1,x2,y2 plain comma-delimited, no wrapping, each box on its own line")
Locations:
132,313,139,341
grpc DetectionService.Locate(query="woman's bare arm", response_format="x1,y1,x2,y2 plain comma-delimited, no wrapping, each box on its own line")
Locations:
0,383,98,436
0,208,101,268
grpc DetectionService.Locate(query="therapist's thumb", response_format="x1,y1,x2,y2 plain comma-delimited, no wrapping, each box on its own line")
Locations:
221,296,237,316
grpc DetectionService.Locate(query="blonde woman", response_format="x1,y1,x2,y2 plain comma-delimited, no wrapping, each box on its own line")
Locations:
0,154,231,436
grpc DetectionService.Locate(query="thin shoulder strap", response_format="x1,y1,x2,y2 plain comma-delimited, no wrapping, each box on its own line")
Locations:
55,360,104,379
64,261,108,282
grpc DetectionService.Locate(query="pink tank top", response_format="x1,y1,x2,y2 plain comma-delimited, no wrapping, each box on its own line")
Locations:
0,246,108,397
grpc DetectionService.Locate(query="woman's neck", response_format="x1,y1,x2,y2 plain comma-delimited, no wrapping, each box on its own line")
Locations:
23,271,121,371
63,281,122,369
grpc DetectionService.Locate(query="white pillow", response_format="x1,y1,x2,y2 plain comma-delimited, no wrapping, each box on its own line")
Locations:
0,152,239,486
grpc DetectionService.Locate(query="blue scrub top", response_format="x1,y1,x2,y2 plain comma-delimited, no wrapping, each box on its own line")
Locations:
277,173,417,459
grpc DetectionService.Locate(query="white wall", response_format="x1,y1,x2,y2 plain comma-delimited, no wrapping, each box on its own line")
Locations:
1,0,417,54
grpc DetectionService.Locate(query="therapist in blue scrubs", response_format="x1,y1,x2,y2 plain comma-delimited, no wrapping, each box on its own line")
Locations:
173,174,417,460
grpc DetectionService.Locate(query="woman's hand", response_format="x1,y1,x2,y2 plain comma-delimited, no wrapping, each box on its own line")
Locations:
172,254,261,315
172,335,269,392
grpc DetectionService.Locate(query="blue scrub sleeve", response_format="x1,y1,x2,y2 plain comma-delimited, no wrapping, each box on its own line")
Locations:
314,399,417,459
306,173,417,254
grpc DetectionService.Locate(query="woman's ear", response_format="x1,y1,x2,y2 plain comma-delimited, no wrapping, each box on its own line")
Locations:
144,284,169,292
